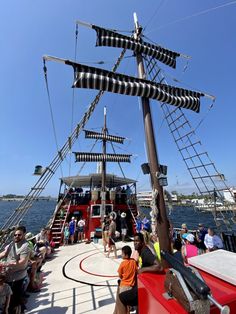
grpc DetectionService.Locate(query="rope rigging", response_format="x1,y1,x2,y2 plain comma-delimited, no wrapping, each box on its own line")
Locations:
142,55,215,135
0,47,127,250
143,0,167,32
143,54,236,231
43,60,63,178
69,23,79,176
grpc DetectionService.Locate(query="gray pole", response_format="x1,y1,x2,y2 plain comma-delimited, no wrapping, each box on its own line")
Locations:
133,13,171,254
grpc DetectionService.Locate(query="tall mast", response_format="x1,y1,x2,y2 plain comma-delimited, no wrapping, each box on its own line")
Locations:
133,13,171,253
101,107,107,219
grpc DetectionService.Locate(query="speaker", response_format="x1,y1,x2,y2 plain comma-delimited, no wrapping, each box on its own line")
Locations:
160,164,168,176
141,163,150,175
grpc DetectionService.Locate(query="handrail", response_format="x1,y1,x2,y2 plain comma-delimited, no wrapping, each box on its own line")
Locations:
60,204,71,234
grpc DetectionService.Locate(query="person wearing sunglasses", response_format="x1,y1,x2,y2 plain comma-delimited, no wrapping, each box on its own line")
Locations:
0,226,30,313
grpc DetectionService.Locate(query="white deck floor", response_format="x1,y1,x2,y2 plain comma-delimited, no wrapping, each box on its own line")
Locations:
26,241,131,314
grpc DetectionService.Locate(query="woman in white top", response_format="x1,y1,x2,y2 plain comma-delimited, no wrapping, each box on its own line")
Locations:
204,228,223,252
77,218,85,242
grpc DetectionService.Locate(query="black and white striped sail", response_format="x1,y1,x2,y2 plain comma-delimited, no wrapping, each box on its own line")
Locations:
74,152,131,163
70,62,203,113
84,130,125,144
92,25,180,69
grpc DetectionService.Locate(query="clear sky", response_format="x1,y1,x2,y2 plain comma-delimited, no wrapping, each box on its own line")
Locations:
1,0,236,196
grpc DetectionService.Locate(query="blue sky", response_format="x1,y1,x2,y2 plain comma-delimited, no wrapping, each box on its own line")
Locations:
1,0,236,196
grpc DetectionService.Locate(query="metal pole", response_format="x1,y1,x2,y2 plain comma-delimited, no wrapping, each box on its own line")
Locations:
133,13,171,253
207,295,230,314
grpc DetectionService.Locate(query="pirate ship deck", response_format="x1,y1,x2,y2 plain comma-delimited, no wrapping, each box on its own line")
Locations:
1,10,236,314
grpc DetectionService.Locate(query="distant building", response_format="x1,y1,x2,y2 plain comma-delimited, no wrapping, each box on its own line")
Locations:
191,198,205,205
223,188,236,203
137,190,177,206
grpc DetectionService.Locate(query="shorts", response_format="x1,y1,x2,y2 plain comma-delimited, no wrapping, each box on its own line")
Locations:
121,228,127,236
7,278,25,308
119,286,132,293
78,227,84,232
119,285,138,307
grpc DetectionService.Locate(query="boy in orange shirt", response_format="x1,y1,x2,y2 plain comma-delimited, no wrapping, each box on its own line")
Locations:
118,245,137,293
114,246,137,313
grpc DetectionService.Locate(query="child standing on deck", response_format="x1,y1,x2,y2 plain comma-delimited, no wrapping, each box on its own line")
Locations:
64,223,70,245
118,246,137,293
113,246,137,314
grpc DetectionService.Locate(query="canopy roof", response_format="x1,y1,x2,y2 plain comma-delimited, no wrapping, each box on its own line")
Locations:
60,173,136,188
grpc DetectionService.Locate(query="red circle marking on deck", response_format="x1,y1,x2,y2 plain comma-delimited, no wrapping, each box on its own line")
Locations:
79,252,119,278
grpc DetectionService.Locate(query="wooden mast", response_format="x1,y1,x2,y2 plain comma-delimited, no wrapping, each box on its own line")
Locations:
133,13,171,253
101,107,107,219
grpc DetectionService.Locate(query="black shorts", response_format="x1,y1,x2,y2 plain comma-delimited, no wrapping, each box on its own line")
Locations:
119,285,138,307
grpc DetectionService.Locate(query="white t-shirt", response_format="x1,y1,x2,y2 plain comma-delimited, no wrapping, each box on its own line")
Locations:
78,220,85,228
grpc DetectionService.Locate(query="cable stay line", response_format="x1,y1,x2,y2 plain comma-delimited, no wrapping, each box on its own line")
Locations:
146,1,236,34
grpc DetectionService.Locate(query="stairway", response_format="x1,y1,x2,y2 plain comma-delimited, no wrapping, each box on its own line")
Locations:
50,207,68,247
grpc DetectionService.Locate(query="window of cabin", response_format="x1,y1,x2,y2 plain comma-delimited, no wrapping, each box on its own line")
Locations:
91,205,101,217
105,205,113,216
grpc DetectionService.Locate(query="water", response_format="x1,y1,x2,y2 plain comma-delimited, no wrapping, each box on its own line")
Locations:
0,200,225,235
0,200,56,235
141,205,234,233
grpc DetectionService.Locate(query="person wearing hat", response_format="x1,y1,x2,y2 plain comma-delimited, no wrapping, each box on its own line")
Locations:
120,212,128,242
25,232,43,293
181,233,198,264
196,223,208,253
25,232,35,250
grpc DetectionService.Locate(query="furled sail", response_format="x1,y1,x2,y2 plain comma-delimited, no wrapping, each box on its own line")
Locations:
84,130,125,144
69,62,203,113
74,152,131,163
92,25,180,69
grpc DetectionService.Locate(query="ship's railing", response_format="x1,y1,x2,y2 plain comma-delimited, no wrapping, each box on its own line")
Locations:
60,206,70,234
221,232,236,253
173,228,236,253
47,200,71,230
61,190,137,205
